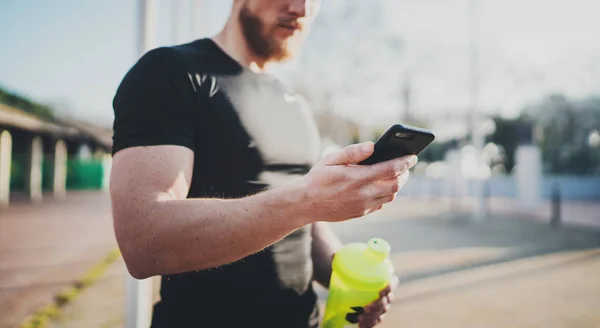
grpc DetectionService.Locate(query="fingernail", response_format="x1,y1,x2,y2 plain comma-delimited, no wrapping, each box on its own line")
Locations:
361,143,373,153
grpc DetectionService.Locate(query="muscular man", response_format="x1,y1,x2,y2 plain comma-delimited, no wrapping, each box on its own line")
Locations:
110,0,415,327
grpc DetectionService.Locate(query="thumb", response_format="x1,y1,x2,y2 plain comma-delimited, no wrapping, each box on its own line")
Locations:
323,142,374,166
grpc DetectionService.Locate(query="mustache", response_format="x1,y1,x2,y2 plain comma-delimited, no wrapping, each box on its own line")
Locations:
277,18,304,31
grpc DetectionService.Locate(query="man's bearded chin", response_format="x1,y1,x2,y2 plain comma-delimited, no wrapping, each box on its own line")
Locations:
239,6,303,62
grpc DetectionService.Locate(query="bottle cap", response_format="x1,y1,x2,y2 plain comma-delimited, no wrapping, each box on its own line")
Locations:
366,238,391,262
332,237,394,286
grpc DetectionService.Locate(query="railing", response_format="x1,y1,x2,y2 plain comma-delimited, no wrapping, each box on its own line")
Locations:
396,174,600,200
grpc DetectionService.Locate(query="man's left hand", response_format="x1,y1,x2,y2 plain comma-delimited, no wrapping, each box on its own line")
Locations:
357,275,399,328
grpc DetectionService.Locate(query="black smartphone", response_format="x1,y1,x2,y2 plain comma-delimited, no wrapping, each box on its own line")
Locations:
358,124,436,165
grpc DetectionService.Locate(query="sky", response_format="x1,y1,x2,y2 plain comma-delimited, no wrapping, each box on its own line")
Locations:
0,0,231,128
295,0,600,126
380,0,600,119
1,0,599,129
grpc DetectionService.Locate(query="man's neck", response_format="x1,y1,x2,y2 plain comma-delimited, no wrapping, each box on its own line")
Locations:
212,20,271,73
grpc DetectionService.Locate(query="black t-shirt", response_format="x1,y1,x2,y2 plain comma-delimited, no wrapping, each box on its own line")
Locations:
112,39,322,328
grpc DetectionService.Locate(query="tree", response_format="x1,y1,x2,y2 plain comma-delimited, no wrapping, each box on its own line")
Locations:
485,94,600,175
0,85,54,120
486,116,530,172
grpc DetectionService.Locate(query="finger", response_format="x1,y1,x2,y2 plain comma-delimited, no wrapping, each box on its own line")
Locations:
361,292,394,322
365,155,417,181
374,171,410,201
362,171,409,205
365,194,394,210
375,171,410,198
386,292,394,305
322,142,374,166
358,305,390,327
359,316,377,328
360,302,391,325
397,170,410,192
364,297,387,314
384,303,392,314
359,203,384,217
359,312,387,328
379,284,392,298
360,278,398,317
367,286,392,312
386,275,400,303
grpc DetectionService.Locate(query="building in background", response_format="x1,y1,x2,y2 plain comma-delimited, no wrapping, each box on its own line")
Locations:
0,89,111,206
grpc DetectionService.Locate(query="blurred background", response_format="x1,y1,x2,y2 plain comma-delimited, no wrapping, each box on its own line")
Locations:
0,0,599,327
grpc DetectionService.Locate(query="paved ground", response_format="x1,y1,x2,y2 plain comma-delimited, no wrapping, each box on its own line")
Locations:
452,196,600,229
42,197,600,328
2,192,599,327
329,200,600,328
0,192,116,328
47,261,127,328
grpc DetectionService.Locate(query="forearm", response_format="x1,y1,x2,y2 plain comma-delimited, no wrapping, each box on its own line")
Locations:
311,222,343,288
113,184,310,279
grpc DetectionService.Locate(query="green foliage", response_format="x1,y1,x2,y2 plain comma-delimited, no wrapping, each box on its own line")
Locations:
527,94,600,175
486,116,532,172
418,140,457,162
0,85,54,119
488,94,600,175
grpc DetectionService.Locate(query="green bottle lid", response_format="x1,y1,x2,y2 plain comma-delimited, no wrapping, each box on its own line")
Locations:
332,238,393,288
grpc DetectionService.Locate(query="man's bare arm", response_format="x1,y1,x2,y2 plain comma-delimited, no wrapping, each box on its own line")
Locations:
110,142,416,280
311,222,343,288
110,145,310,279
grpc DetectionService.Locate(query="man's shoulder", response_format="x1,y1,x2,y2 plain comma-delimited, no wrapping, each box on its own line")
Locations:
136,39,220,71
170,38,220,61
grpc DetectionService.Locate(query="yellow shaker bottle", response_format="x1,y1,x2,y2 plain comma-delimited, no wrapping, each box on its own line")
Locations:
322,238,394,328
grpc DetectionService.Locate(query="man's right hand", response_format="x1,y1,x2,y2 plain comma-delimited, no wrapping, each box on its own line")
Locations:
110,142,416,277
298,141,418,223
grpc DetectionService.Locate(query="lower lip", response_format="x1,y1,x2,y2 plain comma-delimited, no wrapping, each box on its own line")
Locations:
277,26,298,36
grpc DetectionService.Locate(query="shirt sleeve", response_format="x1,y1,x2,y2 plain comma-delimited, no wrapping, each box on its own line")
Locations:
111,47,199,155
